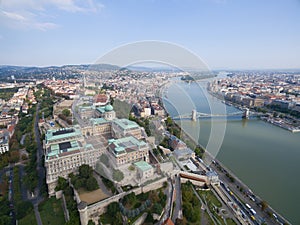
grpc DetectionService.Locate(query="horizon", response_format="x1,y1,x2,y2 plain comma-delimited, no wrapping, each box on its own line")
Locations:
0,0,300,69
1,63,300,72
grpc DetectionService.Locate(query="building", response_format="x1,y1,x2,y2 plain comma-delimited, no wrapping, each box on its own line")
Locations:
253,98,265,107
173,148,195,160
206,171,219,185
169,135,187,150
95,104,116,121
134,160,154,181
151,103,165,116
78,105,95,120
0,132,9,154
93,94,109,106
271,100,294,110
81,118,111,137
44,127,102,196
107,136,149,166
53,100,74,116
111,118,143,139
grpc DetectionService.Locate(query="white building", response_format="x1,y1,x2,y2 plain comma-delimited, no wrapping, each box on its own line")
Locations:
0,133,9,154
44,127,103,196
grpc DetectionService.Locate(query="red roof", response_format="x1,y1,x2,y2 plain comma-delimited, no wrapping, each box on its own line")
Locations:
94,94,108,103
8,125,15,133
162,218,174,225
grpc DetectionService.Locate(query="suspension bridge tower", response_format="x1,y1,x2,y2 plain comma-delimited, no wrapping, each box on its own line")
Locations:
192,109,197,121
242,108,250,119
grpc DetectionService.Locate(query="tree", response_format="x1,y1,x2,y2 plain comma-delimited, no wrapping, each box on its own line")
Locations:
55,176,68,191
79,164,92,179
123,192,136,206
86,177,98,191
166,117,173,127
15,201,33,219
113,212,123,225
113,169,124,182
153,203,163,214
194,146,204,158
107,202,119,217
261,200,268,211
88,220,95,225
145,213,154,223
62,108,71,117
175,218,187,225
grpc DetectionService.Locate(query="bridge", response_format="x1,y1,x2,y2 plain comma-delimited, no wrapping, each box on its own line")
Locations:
172,108,252,120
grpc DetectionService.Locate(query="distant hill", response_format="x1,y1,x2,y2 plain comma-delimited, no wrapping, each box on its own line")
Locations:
0,64,120,80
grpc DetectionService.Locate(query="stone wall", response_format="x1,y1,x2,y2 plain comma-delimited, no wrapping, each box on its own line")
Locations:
78,176,168,225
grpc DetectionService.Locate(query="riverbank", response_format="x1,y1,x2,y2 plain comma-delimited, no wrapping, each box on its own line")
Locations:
161,79,297,224
207,87,300,133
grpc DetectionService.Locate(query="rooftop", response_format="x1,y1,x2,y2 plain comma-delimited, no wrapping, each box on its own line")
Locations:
47,140,80,158
113,118,139,130
90,117,109,125
108,136,147,156
46,127,82,143
96,104,114,114
134,161,153,172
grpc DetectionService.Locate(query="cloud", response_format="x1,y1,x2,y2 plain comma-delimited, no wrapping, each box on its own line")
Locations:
46,0,104,13
0,9,59,31
0,0,103,30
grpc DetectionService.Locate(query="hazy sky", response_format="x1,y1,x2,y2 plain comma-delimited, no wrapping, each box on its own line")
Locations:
0,0,300,69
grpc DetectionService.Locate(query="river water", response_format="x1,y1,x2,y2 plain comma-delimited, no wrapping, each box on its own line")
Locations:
162,79,300,224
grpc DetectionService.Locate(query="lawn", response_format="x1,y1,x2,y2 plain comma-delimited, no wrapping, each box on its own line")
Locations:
198,190,222,208
39,197,65,225
198,190,237,225
226,218,237,225
18,211,37,225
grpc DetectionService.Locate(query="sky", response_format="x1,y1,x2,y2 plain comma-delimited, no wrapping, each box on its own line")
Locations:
0,0,300,69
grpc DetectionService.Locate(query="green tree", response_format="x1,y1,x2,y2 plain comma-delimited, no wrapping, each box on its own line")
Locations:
0,216,11,225
62,108,71,117
153,203,163,214
86,177,98,191
55,176,68,191
88,220,95,225
107,202,119,217
79,164,93,179
15,201,33,219
113,169,124,182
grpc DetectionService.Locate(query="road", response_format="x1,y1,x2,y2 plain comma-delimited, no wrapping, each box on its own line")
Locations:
157,178,174,225
71,96,89,127
31,103,46,225
205,156,288,225
196,149,291,225
171,174,182,222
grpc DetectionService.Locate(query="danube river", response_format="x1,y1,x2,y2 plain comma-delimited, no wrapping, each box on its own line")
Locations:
163,79,300,225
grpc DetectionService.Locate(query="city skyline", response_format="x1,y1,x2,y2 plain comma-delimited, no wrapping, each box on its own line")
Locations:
0,0,300,69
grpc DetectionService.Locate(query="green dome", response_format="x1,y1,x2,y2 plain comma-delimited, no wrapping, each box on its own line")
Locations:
105,104,113,111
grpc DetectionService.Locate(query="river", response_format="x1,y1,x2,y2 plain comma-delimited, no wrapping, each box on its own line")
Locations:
162,79,300,225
